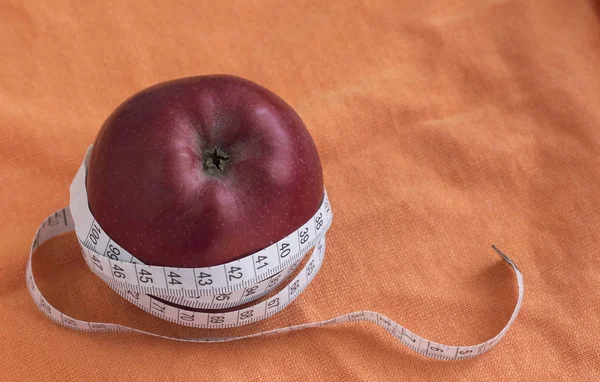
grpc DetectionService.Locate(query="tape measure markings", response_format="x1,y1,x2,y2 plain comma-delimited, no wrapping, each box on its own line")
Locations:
25,146,524,360
69,149,332,297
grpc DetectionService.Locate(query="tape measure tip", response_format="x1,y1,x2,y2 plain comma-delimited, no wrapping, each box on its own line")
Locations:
491,245,518,268
491,245,504,257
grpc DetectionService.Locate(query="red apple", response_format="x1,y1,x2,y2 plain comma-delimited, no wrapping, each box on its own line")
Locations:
86,75,324,268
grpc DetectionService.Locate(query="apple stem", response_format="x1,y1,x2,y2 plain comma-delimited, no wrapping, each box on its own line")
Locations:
204,148,230,175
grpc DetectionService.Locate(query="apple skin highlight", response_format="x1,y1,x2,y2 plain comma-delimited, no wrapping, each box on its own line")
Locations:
87,75,324,268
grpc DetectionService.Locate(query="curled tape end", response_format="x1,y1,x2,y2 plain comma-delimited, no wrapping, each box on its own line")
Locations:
491,245,520,272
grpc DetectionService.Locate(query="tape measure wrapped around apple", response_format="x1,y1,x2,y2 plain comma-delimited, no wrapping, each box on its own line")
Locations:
26,75,523,359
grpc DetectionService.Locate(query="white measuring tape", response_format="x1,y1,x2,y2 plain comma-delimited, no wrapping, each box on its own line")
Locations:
26,146,524,360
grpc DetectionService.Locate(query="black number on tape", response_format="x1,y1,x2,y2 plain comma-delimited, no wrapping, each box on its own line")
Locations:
91,254,103,271
48,213,61,227
127,290,140,300
299,227,309,245
138,269,153,284
88,223,101,245
197,272,213,286
244,286,259,297
267,298,280,309
430,347,443,353
40,299,52,314
240,310,253,320
307,260,315,276
112,264,126,279
180,312,194,322
168,271,182,286
267,275,281,288
210,315,225,324
290,280,300,294
279,243,291,258
315,213,324,230
63,317,77,326
325,199,330,213
215,293,231,301
255,255,268,270
151,301,166,313
459,350,473,355
403,333,417,343
228,267,243,281
106,244,120,260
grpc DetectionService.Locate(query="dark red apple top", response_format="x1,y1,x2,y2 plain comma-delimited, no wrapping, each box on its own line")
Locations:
86,75,324,267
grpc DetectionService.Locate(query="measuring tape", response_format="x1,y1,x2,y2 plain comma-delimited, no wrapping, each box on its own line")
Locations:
26,146,524,360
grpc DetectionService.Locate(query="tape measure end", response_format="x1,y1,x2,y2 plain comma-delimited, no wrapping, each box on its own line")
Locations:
491,245,518,270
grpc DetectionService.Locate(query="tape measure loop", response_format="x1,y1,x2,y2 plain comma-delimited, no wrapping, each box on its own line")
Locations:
25,147,524,360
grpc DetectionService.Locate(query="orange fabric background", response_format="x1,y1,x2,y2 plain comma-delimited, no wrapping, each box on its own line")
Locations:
1,0,599,380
